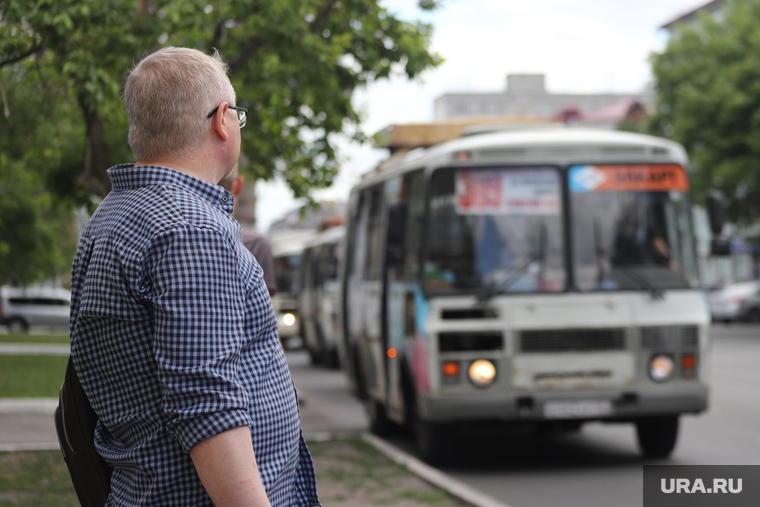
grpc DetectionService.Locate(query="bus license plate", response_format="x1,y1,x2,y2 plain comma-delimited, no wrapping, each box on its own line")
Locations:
543,400,613,419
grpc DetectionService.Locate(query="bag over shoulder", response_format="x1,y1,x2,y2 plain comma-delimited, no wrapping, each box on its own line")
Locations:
54,356,112,507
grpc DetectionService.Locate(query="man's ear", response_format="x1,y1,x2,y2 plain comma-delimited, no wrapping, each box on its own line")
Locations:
231,175,244,199
211,102,230,142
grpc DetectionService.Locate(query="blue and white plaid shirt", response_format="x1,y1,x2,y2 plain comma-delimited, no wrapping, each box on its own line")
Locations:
69,164,320,506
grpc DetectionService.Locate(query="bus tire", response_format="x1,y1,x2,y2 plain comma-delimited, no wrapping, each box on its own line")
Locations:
636,415,679,458
307,346,322,366
323,347,340,369
401,366,454,464
366,399,396,436
415,420,454,465
353,345,369,401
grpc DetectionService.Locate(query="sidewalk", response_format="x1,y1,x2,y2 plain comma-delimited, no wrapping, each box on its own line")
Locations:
0,400,510,507
0,343,512,507
0,343,69,356
0,344,69,451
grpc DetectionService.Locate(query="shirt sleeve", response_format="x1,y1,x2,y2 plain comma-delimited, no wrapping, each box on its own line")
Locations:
145,225,253,453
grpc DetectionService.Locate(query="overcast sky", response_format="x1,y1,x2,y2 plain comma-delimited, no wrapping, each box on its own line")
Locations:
255,0,704,232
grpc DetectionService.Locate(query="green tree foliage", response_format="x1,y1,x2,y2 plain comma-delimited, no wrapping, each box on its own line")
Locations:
650,0,760,225
0,0,441,285
0,154,78,286
1,0,441,199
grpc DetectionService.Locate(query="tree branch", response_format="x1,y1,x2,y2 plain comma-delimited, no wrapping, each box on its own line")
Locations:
209,21,224,52
227,0,337,74
0,43,45,69
227,38,266,73
0,80,9,119
309,0,338,32
77,90,111,197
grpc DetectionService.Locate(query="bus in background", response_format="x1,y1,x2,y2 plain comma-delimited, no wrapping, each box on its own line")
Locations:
339,128,711,464
298,225,345,368
270,230,315,349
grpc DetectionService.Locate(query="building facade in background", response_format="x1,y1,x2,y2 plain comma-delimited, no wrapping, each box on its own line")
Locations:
433,74,652,129
661,0,728,33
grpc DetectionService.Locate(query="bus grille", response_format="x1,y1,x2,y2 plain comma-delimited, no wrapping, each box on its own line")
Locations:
641,326,698,349
439,332,503,352
441,308,497,320
519,328,626,353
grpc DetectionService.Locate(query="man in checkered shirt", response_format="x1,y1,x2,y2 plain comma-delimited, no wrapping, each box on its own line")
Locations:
69,47,320,506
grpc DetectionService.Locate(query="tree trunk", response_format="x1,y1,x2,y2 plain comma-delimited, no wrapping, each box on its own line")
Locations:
77,90,111,197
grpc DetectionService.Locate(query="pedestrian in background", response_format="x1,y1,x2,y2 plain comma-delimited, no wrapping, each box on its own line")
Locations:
219,165,277,296
68,46,319,507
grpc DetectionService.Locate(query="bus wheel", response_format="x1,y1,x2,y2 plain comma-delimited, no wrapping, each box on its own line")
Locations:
636,415,679,458
323,348,340,369
366,399,396,436
307,346,322,366
353,346,369,401
415,420,454,465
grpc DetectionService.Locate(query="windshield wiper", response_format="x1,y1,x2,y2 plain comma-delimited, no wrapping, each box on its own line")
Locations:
477,221,547,302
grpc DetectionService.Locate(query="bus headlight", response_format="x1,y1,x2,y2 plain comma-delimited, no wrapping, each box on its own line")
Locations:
282,313,296,327
468,360,496,387
649,355,675,382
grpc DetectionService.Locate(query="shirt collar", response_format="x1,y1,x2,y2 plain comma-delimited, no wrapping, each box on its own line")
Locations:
108,164,234,214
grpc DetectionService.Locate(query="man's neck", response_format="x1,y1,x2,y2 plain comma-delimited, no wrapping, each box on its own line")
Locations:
134,158,227,185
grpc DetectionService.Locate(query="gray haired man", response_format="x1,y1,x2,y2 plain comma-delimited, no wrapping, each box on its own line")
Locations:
68,47,320,506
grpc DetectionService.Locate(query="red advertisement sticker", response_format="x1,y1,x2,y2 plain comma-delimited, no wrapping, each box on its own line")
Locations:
569,164,689,193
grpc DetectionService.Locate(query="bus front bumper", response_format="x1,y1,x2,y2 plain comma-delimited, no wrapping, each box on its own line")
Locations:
417,385,709,424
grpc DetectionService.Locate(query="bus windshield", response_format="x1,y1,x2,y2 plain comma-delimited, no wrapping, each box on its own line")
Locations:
424,167,566,294
570,164,698,291
274,254,301,295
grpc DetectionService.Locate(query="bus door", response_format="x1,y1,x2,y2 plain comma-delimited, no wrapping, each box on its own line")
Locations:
347,184,386,399
383,170,425,419
318,242,341,349
299,246,319,356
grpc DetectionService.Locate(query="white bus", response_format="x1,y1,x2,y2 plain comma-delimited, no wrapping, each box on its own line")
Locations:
339,128,710,463
298,226,345,367
270,230,316,349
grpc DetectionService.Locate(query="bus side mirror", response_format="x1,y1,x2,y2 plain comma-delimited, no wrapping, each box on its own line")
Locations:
706,191,725,236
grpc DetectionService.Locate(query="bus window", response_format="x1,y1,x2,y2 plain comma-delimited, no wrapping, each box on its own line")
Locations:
425,167,565,294
570,164,699,291
402,170,425,282
274,254,301,295
363,185,384,282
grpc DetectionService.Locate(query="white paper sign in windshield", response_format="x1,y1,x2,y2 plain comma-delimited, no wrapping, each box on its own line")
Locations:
456,168,560,215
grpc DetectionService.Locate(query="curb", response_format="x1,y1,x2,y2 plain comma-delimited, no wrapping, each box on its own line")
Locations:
362,433,514,507
0,442,60,452
0,398,58,415
0,398,60,453
0,343,70,356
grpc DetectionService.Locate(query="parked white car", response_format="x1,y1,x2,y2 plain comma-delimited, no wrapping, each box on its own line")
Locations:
708,281,760,323
0,285,71,332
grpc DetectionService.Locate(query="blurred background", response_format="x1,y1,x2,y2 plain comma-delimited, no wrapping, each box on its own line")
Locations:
2,1,760,506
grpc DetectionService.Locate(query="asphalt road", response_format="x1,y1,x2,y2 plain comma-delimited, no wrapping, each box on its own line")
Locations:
286,323,760,507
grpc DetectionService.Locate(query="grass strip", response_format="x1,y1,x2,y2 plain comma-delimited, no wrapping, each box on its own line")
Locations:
0,335,69,345
307,437,467,506
0,451,77,506
0,439,467,507
0,356,68,398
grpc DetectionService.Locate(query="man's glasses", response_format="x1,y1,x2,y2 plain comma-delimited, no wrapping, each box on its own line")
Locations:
207,105,247,128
